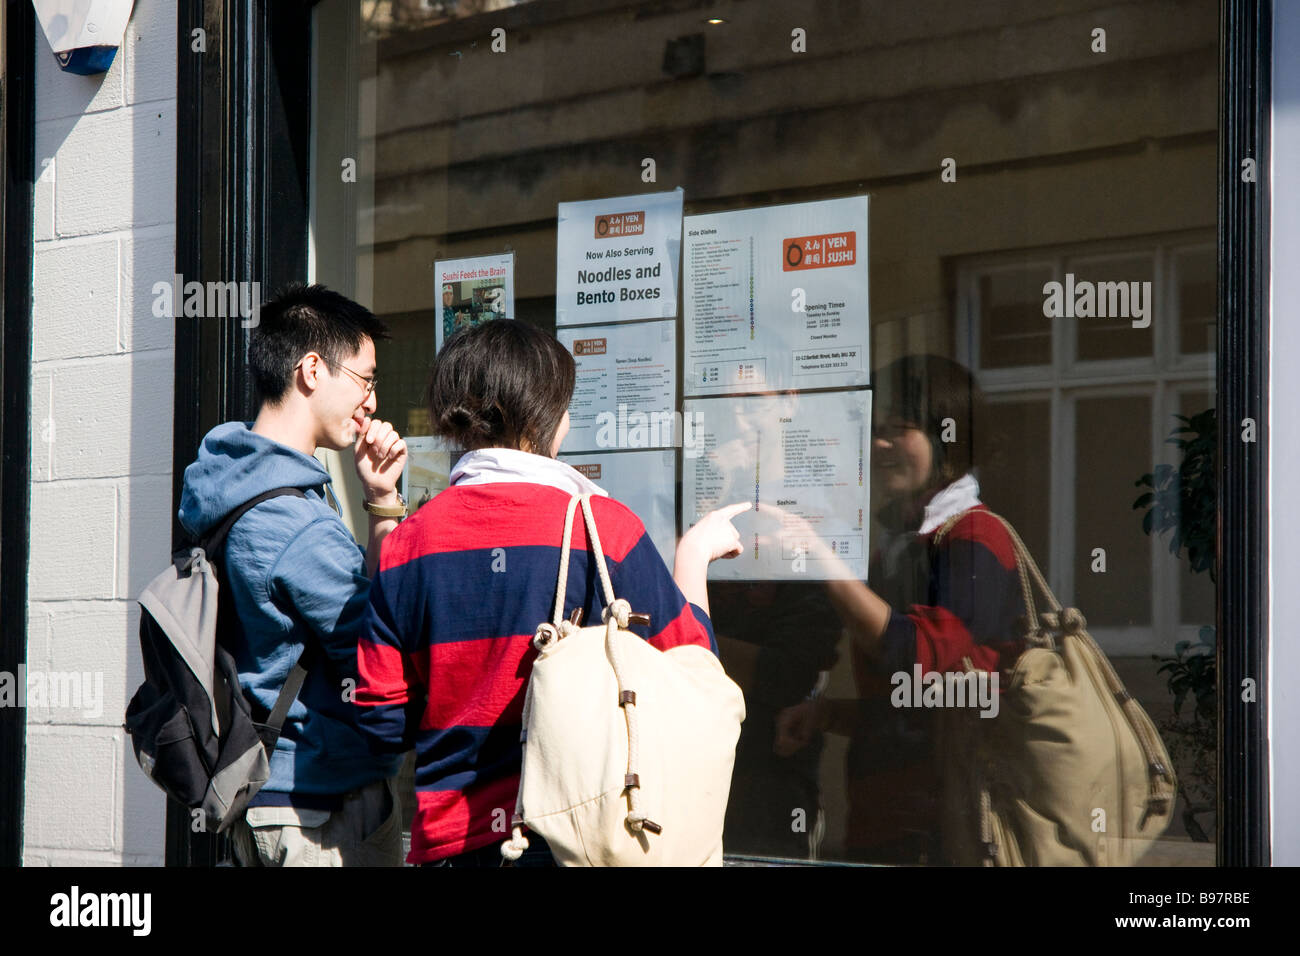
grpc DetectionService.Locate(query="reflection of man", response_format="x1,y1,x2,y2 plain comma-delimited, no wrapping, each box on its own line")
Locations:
706,391,800,532
441,284,456,345
693,390,842,859
714,582,840,860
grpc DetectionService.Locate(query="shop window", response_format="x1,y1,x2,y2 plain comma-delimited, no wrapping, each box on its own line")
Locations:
308,0,1220,865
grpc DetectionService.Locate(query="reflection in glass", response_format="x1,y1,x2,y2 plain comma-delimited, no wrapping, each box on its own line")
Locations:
1070,255,1156,362
979,268,1054,369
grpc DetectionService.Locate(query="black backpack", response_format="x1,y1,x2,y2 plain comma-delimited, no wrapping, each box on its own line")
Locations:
124,487,315,833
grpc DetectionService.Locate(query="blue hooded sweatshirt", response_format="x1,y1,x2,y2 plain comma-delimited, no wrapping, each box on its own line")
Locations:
178,421,402,799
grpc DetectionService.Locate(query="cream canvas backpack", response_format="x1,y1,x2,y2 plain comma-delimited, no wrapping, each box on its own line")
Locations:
500,494,746,866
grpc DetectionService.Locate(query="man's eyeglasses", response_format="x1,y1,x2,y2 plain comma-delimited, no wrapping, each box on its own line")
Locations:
299,355,378,396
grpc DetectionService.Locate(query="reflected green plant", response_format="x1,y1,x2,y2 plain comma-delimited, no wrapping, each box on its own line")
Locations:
1132,408,1217,582
1133,407,1217,841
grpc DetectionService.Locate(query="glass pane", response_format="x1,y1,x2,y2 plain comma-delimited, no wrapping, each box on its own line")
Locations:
1177,390,1216,627
979,267,1054,369
310,0,1219,867
1069,254,1157,361
361,0,540,37
1075,394,1153,627
1177,247,1217,356
975,398,1051,570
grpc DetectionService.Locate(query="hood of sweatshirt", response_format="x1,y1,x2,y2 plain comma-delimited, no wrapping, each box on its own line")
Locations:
178,421,333,538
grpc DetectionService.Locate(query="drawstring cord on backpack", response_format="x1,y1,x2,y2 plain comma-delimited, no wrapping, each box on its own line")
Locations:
501,494,660,862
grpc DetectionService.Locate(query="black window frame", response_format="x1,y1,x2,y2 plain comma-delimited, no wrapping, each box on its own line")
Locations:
168,0,314,865
166,0,1272,866
0,0,37,869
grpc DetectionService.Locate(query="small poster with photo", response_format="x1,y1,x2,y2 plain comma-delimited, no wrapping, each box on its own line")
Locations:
401,437,454,512
434,252,516,353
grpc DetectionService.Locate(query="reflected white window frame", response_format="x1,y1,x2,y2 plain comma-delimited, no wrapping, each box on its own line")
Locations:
954,230,1215,658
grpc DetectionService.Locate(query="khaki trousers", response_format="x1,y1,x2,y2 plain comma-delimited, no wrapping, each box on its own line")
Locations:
230,777,402,867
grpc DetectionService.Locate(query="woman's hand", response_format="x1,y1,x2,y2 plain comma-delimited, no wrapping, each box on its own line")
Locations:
752,501,894,653
678,501,751,565
751,501,837,566
673,502,751,615
773,698,828,756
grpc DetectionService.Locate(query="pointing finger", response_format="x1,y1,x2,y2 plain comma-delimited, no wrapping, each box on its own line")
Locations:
716,501,753,520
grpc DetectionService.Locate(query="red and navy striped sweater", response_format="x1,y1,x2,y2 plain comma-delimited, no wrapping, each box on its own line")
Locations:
845,504,1028,858
355,481,716,863
872,504,1028,678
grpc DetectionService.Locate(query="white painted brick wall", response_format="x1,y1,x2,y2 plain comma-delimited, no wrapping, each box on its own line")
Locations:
24,0,175,866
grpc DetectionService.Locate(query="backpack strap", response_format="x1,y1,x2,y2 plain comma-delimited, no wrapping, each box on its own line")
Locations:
263,645,315,741
540,493,621,639
509,493,660,859
548,494,585,629
202,485,318,745
200,486,308,561
577,494,620,612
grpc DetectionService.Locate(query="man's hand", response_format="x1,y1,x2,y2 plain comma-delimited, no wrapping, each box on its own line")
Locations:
353,415,407,503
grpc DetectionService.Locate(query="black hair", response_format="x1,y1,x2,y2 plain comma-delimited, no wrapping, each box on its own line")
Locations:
874,353,989,489
248,283,391,405
427,320,575,456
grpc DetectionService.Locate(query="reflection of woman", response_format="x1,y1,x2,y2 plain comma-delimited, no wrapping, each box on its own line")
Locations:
773,354,1025,864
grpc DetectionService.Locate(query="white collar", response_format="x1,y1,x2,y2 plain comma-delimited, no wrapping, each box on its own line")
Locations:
918,472,983,534
449,447,607,498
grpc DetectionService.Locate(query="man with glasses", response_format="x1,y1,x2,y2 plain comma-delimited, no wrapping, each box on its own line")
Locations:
177,283,408,865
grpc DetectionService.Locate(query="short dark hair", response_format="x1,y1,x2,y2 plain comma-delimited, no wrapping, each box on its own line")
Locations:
427,320,575,455
875,353,988,489
249,283,391,405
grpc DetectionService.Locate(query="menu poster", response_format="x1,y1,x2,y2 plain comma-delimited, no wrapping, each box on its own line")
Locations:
401,438,453,511
435,253,516,353
682,389,871,581
683,196,869,395
555,188,683,326
557,320,677,453
560,450,678,565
